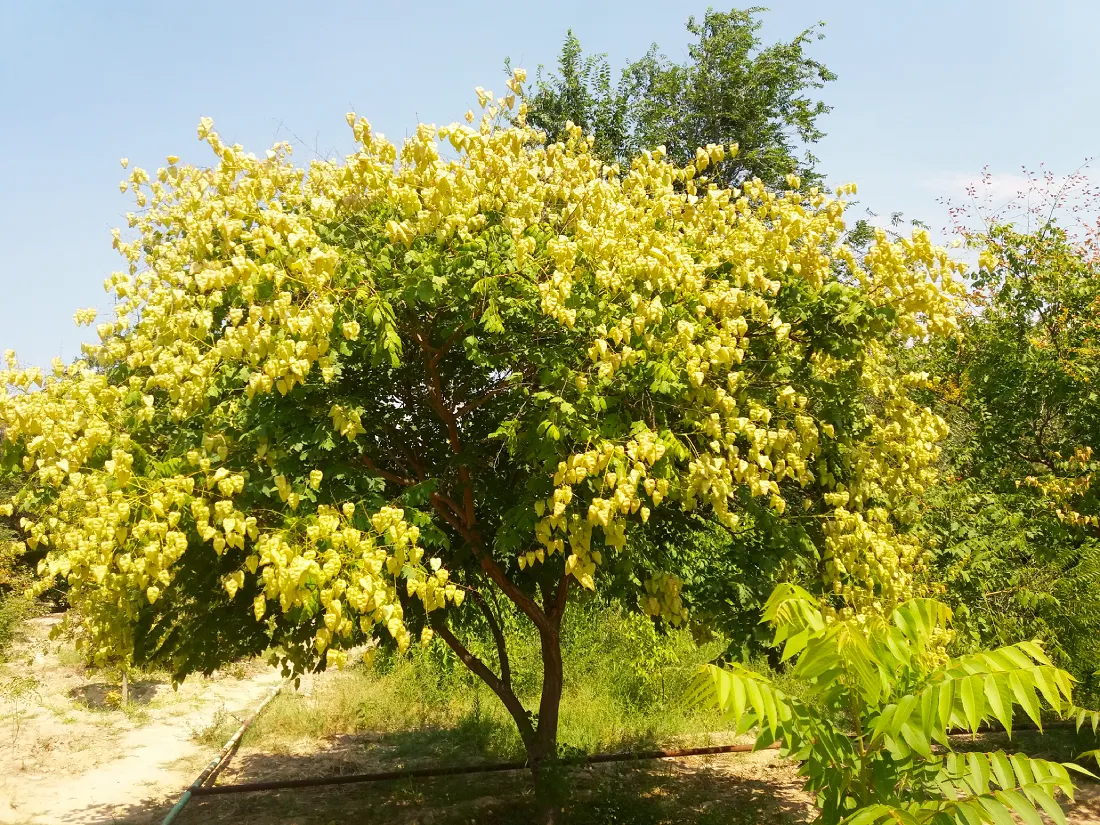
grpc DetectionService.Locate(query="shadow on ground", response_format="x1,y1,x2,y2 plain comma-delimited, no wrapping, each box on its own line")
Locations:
61,725,1100,824
64,729,812,825
68,679,165,709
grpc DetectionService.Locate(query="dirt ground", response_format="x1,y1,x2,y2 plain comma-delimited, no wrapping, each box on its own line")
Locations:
0,616,282,825
1,616,1098,825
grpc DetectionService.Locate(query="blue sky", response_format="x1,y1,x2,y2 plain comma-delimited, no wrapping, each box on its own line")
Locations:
2,0,1097,368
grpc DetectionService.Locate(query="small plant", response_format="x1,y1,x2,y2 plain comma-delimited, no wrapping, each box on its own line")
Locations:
192,706,234,747
1,673,40,747
689,584,1100,825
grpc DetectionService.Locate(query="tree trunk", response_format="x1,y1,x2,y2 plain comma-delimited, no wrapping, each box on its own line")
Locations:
529,623,565,824
432,607,566,825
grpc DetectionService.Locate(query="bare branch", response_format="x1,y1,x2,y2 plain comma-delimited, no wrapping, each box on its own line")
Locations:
430,615,534,750
469,587,512,688
362,455,415,487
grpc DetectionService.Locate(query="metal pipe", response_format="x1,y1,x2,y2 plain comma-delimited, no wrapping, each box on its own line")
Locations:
160,680,284,825
193,741,781,796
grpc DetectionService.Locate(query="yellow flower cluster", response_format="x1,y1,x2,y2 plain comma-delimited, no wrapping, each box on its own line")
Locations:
329,404,366,440
818,358,952,617
1023,446,1099,528
0,67,966,668
641,572,689,627
240,504,450,658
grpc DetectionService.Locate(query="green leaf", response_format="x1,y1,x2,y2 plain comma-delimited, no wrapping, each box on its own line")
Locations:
961,675,981,731
966,751,992,796
1030,667,1064,714
989,751,1014,790
1009,671,1042,728
899,721,931,759
1017,641,1053,667
978,796,1015,825
983,674,1011,734
937,681,956,740
1027,787,1066,825
781,628,809,661
1064,761,1099,780
996,789,1042,825
842,805,892,825
1007,753,1035,788
953,800,985,825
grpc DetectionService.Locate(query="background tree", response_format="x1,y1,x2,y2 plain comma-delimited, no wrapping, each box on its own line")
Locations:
0,441,51,657
0,479,31,657
520,6,836,190
913,168,1100,698
0,76,961,818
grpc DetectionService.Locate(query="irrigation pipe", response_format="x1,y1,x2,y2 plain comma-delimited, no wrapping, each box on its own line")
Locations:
191,718,1100,798
192,741,782,796
160,679,285,825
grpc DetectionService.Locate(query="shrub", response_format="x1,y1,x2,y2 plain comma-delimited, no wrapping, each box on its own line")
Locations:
690,584,1100,825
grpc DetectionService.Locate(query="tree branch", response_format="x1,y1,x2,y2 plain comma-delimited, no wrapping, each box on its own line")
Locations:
550,565,570,625
429,614,534,750
430,325,466,368
454,363,539,419
455,383,515,419
469,587,512,688
414,322,557,638
472,543,555,636
430,492,472,535
362,455,416,487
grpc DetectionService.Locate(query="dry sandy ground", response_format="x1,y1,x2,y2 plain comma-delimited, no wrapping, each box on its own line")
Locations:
1074,784,1100,825
0,616,282,825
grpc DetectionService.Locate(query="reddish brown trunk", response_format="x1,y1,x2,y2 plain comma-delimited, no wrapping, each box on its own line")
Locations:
435,602,565,825
530,624,565,825
534,624,563,766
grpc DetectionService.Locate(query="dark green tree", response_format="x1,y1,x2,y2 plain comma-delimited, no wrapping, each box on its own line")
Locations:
520,7,836,189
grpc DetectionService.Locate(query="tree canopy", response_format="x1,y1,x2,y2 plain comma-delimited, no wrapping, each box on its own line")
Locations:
0,71,963,784
914,187,1100,692
521,7,837,190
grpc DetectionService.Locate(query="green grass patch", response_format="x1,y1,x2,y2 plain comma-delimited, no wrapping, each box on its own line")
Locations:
196,600,729,758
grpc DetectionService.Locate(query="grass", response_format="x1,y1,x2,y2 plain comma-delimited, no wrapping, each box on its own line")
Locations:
195,599,729,760
0,593,35,662
186,597,1099,824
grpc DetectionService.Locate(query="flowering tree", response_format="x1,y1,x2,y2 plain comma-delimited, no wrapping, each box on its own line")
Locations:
0,72,963,810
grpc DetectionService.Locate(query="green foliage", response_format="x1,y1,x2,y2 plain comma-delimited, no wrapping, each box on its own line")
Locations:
689,584,1100,825
961,222,1100,488
917,478,1100,698
911,214,1100,698
621,510,815,659
521,6,836,188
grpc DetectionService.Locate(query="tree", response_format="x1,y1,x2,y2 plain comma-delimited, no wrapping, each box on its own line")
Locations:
0,74,962,817
521,7,836,190
691,583,1100,825
914,168,1100,696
